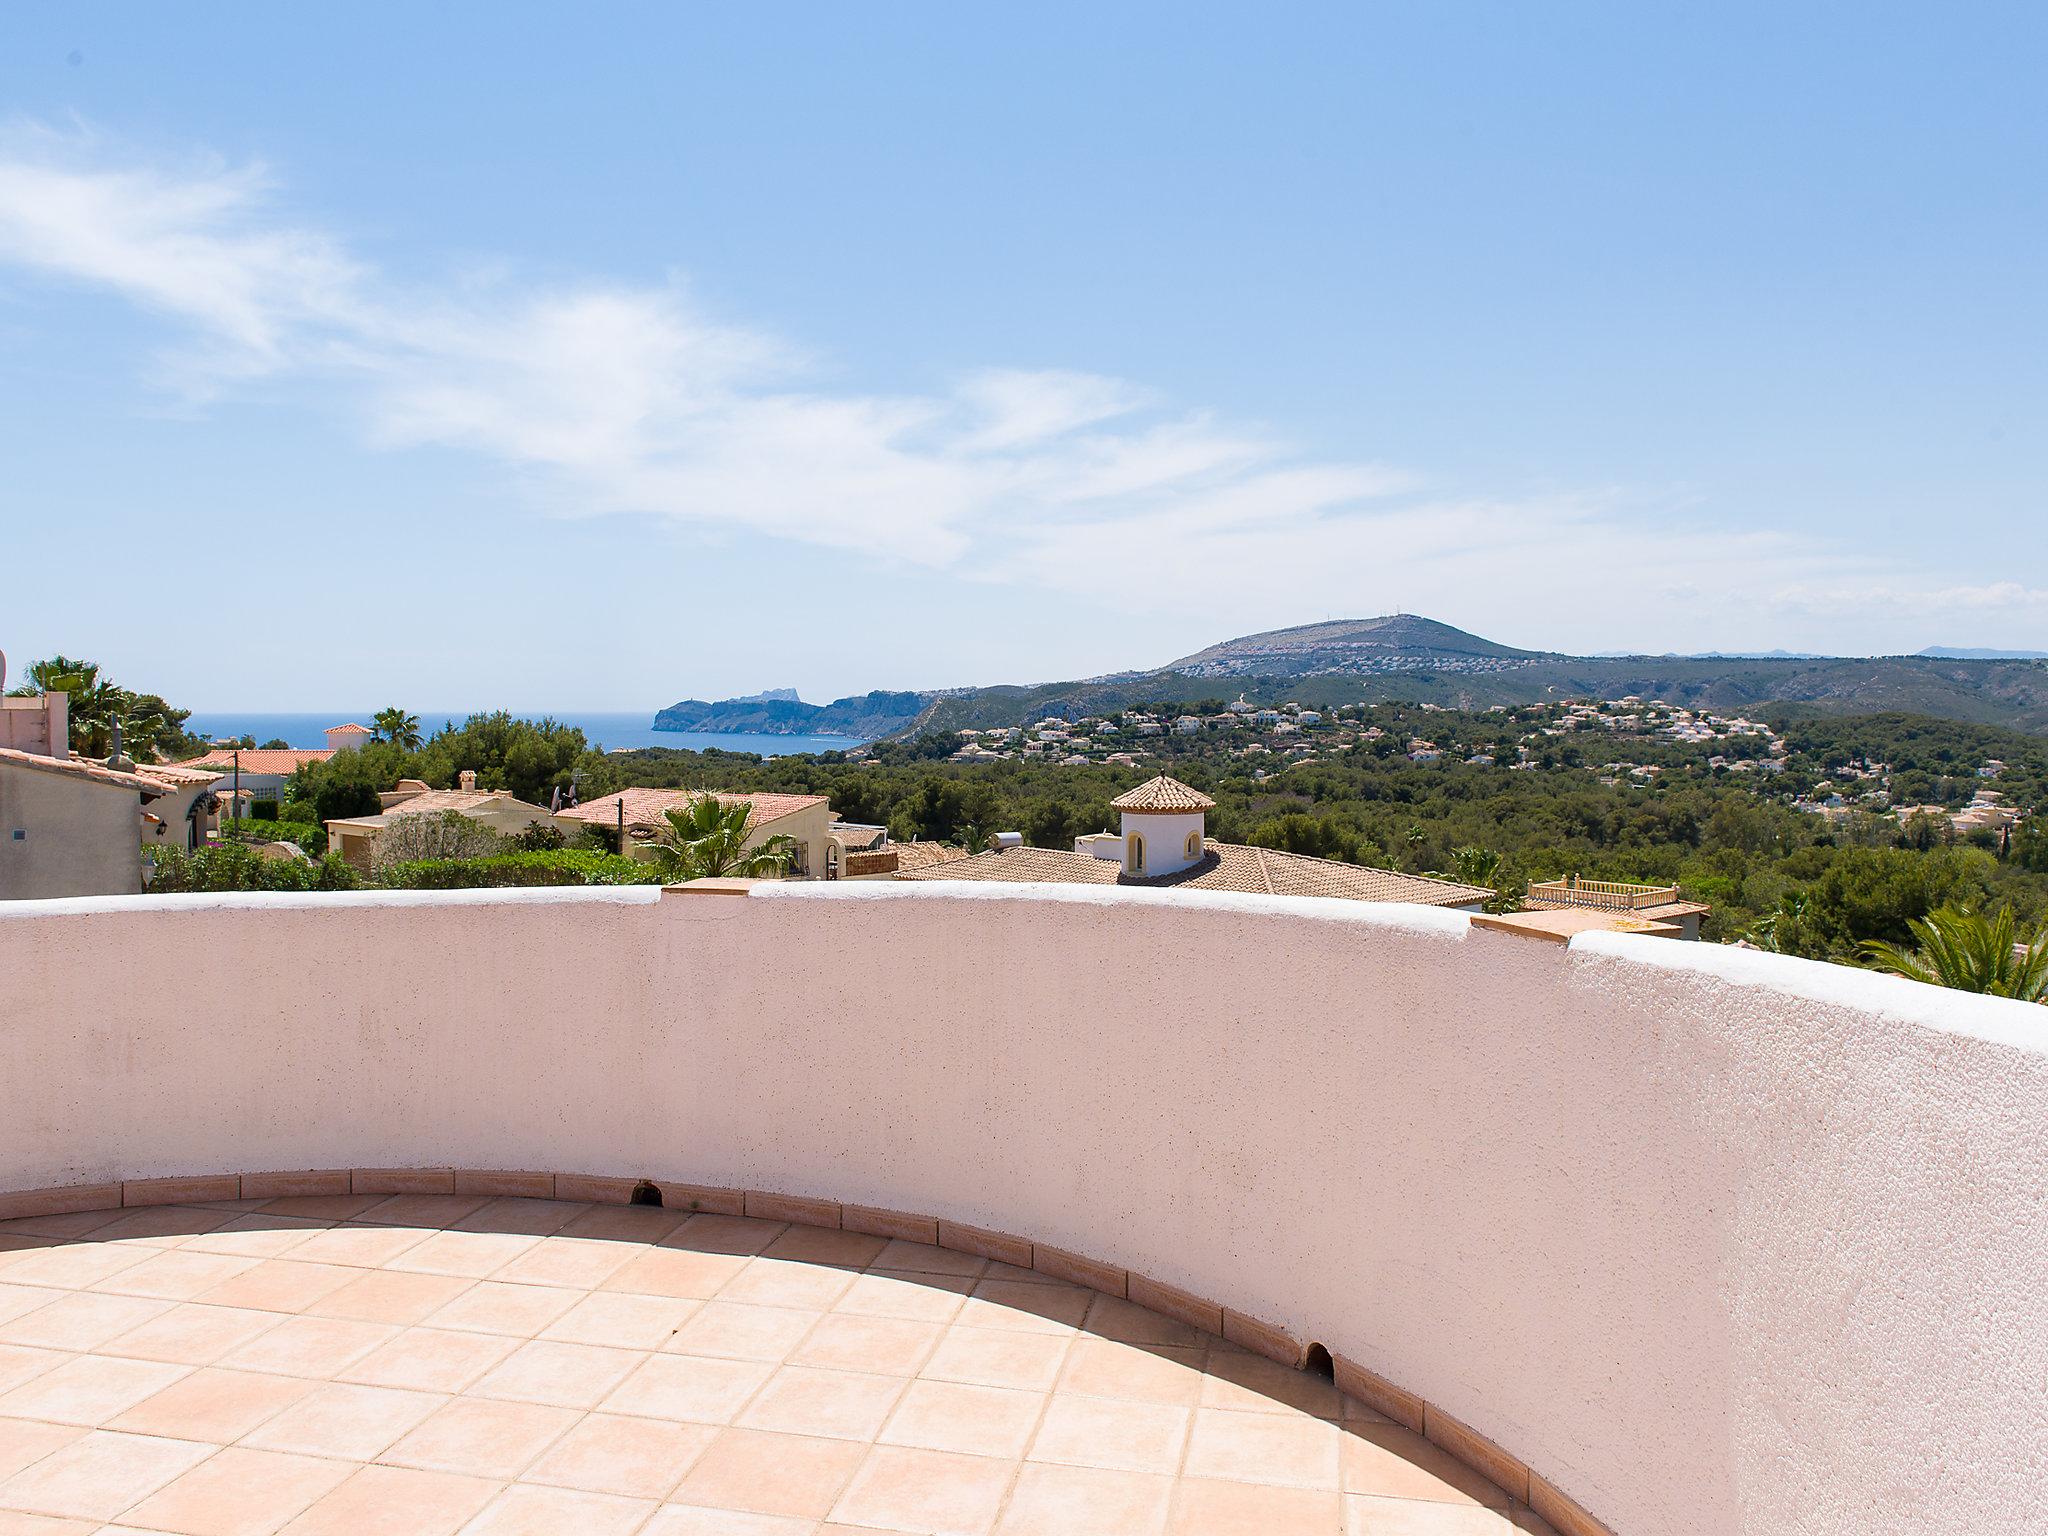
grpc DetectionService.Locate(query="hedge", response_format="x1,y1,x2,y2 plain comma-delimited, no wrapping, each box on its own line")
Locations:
147,843,360,893
379,850,661,889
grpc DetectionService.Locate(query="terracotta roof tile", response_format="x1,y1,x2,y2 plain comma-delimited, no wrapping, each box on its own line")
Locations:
0,747,154,792
174,748,334,774
557,788,827,832
898,841,1493,908
1109,775,1217,812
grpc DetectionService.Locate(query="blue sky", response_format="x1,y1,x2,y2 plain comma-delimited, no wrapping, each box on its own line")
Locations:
1,3,2043,709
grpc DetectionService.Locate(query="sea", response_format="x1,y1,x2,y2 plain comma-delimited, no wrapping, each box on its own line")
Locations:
180,711,860,758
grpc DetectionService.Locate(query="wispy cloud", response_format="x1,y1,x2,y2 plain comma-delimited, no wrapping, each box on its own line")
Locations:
1,123,2036,652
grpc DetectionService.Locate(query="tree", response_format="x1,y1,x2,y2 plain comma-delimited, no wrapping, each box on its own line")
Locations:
372,811,507,872
648,797,798,882
1861,905,2048,1002
6,655,198,761
373,708,423,751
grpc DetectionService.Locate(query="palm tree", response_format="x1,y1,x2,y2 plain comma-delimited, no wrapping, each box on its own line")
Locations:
10,655,160,758
1748,891,1810,954
648,796,799,882
1861,905,2048,1003
372,708,422,751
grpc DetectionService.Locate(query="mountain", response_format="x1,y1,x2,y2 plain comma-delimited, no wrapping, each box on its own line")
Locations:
653,690,927,739
1918,646,2048,660
652,615,2048,744
1164,615,1545,677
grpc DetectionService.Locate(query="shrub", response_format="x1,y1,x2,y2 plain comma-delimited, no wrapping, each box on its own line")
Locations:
147,843,360,893
371,811,506,872
224,817,327,858
379,850,661,889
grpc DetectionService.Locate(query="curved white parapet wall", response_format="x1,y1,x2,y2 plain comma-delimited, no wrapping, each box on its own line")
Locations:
2,883,2045,1535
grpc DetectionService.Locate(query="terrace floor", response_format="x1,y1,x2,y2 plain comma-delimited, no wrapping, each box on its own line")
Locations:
0,1195,1554,1535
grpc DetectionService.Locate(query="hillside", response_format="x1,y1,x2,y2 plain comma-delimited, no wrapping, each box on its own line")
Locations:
657,616,2048,742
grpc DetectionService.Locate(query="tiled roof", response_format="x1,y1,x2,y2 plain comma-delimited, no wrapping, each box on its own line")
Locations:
891,840,971,872
899,841,1493,907
0,748,154,792
174,748,334,773
1110,775,1216,812
327,789,553,829
132,763,226,788
557,788,827,832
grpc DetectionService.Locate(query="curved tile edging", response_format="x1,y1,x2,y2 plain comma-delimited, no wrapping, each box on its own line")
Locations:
0,1163,1615,1536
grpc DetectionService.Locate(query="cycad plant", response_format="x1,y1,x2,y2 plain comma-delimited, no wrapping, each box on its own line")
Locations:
649,797,799,882
1860,905,2048,1003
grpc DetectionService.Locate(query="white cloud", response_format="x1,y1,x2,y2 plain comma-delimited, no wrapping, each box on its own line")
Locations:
0,123,2035,655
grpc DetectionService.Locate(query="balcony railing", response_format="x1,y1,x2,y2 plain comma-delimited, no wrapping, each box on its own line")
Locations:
1527,876,1681,911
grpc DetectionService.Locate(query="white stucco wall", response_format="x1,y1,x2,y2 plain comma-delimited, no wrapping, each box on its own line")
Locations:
0,883,2043,1535
1120,808,1205,874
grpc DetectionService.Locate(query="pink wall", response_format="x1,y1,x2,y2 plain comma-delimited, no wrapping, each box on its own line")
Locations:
1,882,2043,1535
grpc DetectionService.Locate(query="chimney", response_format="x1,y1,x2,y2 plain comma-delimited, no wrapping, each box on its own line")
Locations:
458,769,477,792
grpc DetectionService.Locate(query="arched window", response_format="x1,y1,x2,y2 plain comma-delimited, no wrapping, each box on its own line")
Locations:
1126,832,1145,874
1185,829,1202,858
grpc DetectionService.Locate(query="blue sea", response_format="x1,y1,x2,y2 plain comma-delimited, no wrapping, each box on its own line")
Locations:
181,711,860,757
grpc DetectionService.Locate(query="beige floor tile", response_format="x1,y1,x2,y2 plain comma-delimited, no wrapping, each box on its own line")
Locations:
832,1271,974,1324
0,1211,124,1242
284,1223,433,1270
640,1506,815,1536
521,1411,717,1499
255,1196,380,1222
355,1195,489,1230
0,1430,214,1521
307,1269,474,1326
1345,1493,1516,1534
599,1354,773,1425
241,1380,446,1459
0,1287,66,1329
90,1208,233,1248
710,1258,854,1312
996,1461,1173,1536
382,1231,538,1279
98,1304,285,1367
1081,1295,1207,1349
470,1339,643,1409
661,1216,786,1257
489,1238,639,1291
0,1417,85,1480
451,1198,587,1237
791,1313,942,1376
671,1428,866,1521
335,1327,518,1393
192,1261,359,1314
121,1445,353,1536
869,1240,986,1279
1183,1407,1341,1489
457,1483,655,1535
272,1464,501,1536
598,1250,746,1302
1339,1422,1507,1507
829,1443,1013,1535
382,1396,580,1479
1199,1349,1344,1418
957,1280,1091,1335
542,1292,699,1351
0,1293,173,1353
759,1226,886,1269
89,1251,262,1304
422,1282,582,1338
108,1366,316,1442
0,1515,101,1535
559,1206,686,1245
1166,1477,1345,1535
737,1364,904,1441
1056,1338,1204,1405
218,1315,397,1380
179,1218,324,1261
924,1326,1070,1392
663,1302,817,1364
0,1344,68,1397
1028,1393,1191,1476
880,1378,1044,1458
0,1354,190,1427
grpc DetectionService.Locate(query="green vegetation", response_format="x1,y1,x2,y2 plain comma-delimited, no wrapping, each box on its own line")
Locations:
148,843,360,893
1862,906,2048,1002
4,654,204,762
648,798,799,881
381,850,659,889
